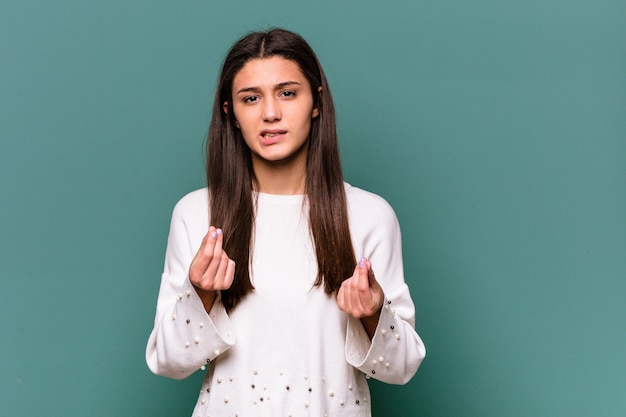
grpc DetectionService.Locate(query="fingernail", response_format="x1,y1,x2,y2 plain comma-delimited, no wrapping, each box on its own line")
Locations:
359,258,365,268
217,229,223,235
211,231,218,238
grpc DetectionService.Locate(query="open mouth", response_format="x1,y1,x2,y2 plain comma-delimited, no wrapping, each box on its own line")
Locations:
262,133,281,139
260,130,287,144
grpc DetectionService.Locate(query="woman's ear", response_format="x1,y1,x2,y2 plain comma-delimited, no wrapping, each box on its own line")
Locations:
223,101,240,128
312,86,322,118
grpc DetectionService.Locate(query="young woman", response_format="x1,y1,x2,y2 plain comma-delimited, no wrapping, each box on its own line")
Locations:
146,28,425,417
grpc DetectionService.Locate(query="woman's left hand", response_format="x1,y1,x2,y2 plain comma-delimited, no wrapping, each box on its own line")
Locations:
337,258,384,338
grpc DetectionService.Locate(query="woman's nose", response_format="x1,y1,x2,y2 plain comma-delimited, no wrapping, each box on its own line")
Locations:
261,97,281,122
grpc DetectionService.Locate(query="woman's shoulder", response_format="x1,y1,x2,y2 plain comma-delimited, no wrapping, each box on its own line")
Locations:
344,182,393,207
343,182,397,220
171,187,209,220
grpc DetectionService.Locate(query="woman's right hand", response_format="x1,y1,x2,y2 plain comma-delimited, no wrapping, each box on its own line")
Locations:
189,226,236,312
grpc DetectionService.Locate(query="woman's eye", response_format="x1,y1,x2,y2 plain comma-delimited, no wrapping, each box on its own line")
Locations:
280,90,296,98
243,96,259,104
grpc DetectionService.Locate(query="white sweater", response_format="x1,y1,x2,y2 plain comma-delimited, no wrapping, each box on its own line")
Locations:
146,183,425,417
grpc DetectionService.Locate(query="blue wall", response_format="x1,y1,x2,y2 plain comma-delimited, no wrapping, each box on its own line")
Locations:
1,1,624,415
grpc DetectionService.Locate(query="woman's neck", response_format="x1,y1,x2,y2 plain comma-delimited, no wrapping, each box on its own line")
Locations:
252,159,306,195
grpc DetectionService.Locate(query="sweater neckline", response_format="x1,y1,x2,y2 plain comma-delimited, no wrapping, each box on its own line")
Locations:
255,191,305,206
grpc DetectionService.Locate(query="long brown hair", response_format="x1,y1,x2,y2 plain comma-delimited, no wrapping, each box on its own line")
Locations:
207,28,356,311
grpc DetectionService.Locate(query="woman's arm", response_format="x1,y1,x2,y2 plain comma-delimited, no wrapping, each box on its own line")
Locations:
145,191,236,379
337,258,384,339
343,186,426,384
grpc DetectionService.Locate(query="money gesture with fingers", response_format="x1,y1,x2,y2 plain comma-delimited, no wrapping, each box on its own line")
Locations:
337,258,384,338
189,226,236,311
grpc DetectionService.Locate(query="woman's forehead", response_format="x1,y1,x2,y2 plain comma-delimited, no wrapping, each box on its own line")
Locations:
233,57,308,91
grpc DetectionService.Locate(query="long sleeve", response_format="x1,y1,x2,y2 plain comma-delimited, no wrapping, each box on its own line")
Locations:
344,184,426,384
145,189,236,379
146,186,424,416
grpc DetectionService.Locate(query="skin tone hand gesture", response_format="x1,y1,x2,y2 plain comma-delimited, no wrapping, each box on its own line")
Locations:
189,226,236,313
337,258,384,339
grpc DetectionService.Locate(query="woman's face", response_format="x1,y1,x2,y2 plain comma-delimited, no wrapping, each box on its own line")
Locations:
229,56,319,171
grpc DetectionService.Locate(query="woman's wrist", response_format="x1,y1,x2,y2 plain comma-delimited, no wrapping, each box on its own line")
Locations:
360,308,382,339
192,284,217,313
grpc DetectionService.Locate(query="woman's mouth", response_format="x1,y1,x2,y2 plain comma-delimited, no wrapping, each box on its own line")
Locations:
260,130,286,145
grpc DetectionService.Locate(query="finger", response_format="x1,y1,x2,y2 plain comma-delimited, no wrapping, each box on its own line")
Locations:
202,228,225,282
190,227,218,283
201,227,220,260
212,228,224,258
348,275,366,317
223,259,236,289
355,258,383,316
213,251,233,289
348,260,370,315
336,281,346,311
195,226,219,266
363,258,379,288
336,279,351,313
356,258,370,293
357,258,380,295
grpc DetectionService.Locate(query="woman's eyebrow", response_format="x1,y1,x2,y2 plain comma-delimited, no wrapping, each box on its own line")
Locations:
276,81,302,88
236,86,261,94
236,81,302,95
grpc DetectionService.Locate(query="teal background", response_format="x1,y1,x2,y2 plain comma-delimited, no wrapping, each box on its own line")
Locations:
1,0,624,415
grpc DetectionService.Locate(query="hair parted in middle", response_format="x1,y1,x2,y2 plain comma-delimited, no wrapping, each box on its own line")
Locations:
206,28,356,311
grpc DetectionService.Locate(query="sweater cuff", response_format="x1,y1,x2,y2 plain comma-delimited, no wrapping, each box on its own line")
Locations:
345,298,395,369
179,278,236,359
